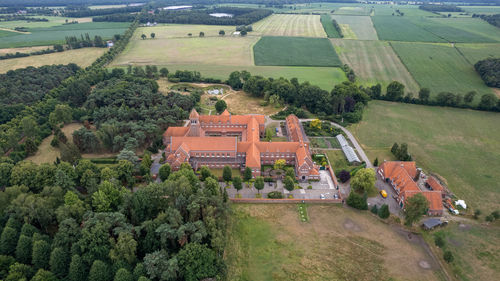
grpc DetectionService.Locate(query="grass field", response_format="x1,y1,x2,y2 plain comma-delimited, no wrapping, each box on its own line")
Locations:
372,16,445,42
0,48,107,73
459,5,500,14
223,91,283,115
456,43,500,64
113,36,258,66
331,15,378,40
0,22,129,48
253,14,326,37
320,14,341,38
226,204,444,281
332,39,419,93
349,101,500,211
0,16,93,29
254,36,341,67
391,42,493,98
133,24,238,39
334,6,370,15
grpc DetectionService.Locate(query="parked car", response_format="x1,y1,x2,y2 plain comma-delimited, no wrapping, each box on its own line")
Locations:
320,194,326,199
380,189,388,198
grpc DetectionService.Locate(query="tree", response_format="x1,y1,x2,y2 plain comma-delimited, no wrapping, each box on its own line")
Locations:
50,247,69,279
114,268,133,281
159,164,171,181
478,93,497,110
464,91,476,104
160,67,169,77
243,167,252,181
177,243,218,281
386,81,405,101
0,255,15,278
346,192,368,210
117,149,139,164
443,251,454,263
254,176,264,193
49,104,72,127
115,160,135,187
0,162,13,188
339,170,351,183
141,34,146,39
68,254,86,281
32,239,51,269
150,33,155,39
418,88,430,102
199,31,204,37
222,165,232,182
310,119,321,130
404,193,429,226
109,233,137,265
60,143,81,164
100,167,118,182
350,168,376,194
215,99,227,114
240,30,247,36
373,157,379,167
89,260,111,281
391,142,399,154
265,128,273,142
144,251,178,281
232,176,242,193
0,227,18,255
15,235,32,264
92,181,125,212
31,269,58,281
378,204,390,219
219,30,225,36
434,235,445,248
284,176,294,192
274,159,285,170
473,209,481,219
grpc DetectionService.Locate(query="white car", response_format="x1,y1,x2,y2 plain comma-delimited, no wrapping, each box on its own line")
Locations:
320,194,326,199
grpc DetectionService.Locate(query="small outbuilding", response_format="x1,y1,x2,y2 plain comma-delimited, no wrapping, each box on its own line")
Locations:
422,218,447,230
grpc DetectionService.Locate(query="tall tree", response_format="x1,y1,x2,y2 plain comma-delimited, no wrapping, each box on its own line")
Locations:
254,176,264,193
284,176,294,192
32,239,51,269
88,260,111,281
68,254,87,281
404,193,429,226
232,176,242,194
15,235,32,264
0,226,18,255
159,164,171,181
50,247,69,279
350,168,376,194
222,166,232,182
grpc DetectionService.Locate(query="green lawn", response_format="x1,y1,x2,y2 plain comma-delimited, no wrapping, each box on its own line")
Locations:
253,36,342,67
390,41,493,98
320,14,341,38
349,100,500,210
325,150,357,174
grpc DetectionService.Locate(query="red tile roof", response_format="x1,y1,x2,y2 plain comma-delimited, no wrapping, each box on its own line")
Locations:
426,176,444,192
404,191,442,212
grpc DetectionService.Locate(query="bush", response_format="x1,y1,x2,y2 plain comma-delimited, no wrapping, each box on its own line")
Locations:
338,170,351,183
307,185,312,189
370,205,378,214
346,192,368,210
267,191,283,199
443,251,454,263
378,204,390,219
434,235,445,248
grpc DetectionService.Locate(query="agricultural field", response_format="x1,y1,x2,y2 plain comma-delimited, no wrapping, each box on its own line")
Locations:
0,45,51,54
320,14,341,38
113,36,258,66
332,39,419,93
133,24,239,39
391,42,494,97
349,100,500,211
334,6,371,16
459,5,500,14
0,16,93,29
0,48,107,73
331,15,378,40
372,16,445,42
456,43,500,64
226,204,444,281
254,36,341,67
0,21,130,48
252,14,326,37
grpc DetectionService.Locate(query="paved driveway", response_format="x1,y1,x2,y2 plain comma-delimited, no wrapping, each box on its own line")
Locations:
368,175,402,216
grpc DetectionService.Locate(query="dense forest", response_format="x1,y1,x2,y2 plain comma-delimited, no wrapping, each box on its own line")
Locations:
418,4,463,12
0,157,229,281
475,58,500,88
0,65,80,124
473,13,500,28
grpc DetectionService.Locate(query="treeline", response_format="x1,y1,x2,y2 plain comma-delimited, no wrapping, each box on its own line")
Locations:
0,6,141,162
371,81,500,112
0,157,228,281
97,7,273,25
227,71,370,123
475,58,500,88
0,0,141,6
419,4,464,13
0,46,61,61
0,15,48,22
473,13,500,28
63,5,143,17
65,34,107,49
332,19,343,38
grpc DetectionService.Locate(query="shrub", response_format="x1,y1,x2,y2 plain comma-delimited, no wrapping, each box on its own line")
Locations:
443,251,454,263
434,235,445,248
267,191,283,199
492,210,500,220
307,185,312,189
338,169,351,183
346,192,368,210
378,204,390,219
370,205,378,214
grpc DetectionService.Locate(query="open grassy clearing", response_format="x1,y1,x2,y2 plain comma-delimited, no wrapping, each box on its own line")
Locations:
254,36,341,67
331,15,378,40
223,91,283,115
320,14,340,38
349,100,500,211
112,36,258,66
391,42,493,97
372,16,445,42
456,43,500,64
226,204,443,281
0,22,129,48
253,14,326,37
0,48,107,73
332,39,419,93
424,222,500,281
133,24,239,39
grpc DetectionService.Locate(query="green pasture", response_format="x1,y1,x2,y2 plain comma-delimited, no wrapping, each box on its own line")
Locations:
0,16,91,29
0,22,129,48
390,42,493,98
456,43,500,64
459,5,500,14
0,29,17,37
350,100,500,210
254,36,341,67
320,14,341,38
331,15,378,40
372,4,435,16
372,16,445,42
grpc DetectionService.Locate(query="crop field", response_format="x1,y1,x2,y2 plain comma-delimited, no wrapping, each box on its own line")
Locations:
0,22,130,48
334,6,370,15
320,14,341,38
0,48,107,73
331,15,378,40
226,204,444,281
0,46,51,54
0,29,17,37
372,16,445,42
253,14,326,37
332,39,419,93
459,5,500,14
391,42,493,97
134,24,238,39
456,43,500,64
372,4,435,17
0,16,93,29
254,36,341,67
349,101,500,211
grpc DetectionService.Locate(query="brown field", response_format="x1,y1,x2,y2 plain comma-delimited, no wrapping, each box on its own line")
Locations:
223,91,283,115
0,48,107,73
226,204,445,281
253,14,327,37
0,46,52,54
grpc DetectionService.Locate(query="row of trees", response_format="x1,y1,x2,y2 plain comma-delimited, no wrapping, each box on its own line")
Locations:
0,156,229,281
63,5,143,17
65,34,107,49
419,4,463,13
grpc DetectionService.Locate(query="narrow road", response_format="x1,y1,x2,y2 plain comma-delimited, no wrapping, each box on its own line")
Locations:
299,118,372,168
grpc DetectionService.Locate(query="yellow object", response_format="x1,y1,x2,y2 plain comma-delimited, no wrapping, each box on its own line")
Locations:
380,190,387,198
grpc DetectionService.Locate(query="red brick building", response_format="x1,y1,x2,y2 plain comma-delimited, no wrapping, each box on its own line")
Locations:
163,109,320,180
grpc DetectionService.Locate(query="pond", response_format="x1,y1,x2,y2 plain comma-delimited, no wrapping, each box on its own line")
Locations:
209,13,234,18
